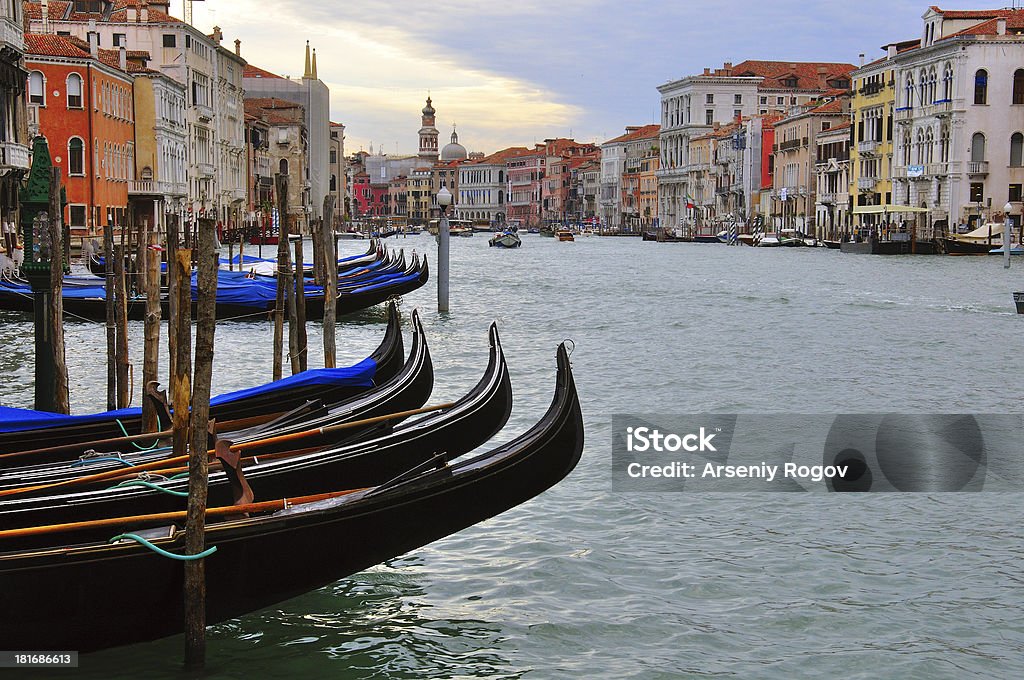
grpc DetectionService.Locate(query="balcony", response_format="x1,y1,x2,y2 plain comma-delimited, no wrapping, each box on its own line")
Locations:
895,107,914,123
0,141,30,170
195,104,214,122
967,161,989,176
857,140,880,156
128,180,188,197
0,18,26,51
858,176,878,191
858,82,884,97
779,137,806,152
926,162,948,176
197,162,215,178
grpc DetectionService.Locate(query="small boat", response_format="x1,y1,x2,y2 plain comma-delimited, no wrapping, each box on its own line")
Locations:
1014,291,1024,314
778,229,805,247
336,231,368,240
757,233,782,247
451,227,474,237
528,227,541,234
692,234,719,244
988,244,1024,256
716,230,730,243
556,230,575,242
0,340,583,653
822,239,842,249
489,230,522,248
539,227,555,238
737,233,756,246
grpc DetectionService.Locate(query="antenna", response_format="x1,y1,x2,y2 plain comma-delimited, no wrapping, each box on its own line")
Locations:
183,0,206,26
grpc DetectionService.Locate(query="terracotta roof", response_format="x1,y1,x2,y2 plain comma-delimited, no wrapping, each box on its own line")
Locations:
807,97,847,114
728,60,856,91
244,97,302,111
25,33,90,58
929,6,1011,19
603,124,661,145
466,146,531,165
243,64,285,80
820,120,853,133
23,1,72,20
937,9,1024,40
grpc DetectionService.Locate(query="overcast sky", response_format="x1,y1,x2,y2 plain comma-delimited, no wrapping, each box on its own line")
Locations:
194,1,992,155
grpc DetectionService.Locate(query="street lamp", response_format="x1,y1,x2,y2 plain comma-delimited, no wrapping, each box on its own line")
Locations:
1003,202,1014,269
436,186,452,312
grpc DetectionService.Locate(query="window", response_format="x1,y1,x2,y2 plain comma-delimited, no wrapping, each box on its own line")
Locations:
68,138,85,175
733,109,741,119
163,34,176,48
776,96,784,105
66,73,83,108
974,69,988,105
790,97,797,105
329,148,337,164
760,96,767,105
28,71,44,105
734,94,742,105
1011,133,1023,167
971,132,986,162
69,205,87,227
905,74,915,108
970,182,984,202
279,158,289,175
113,33,127,47
943,63,954,101
706,93,714,104
1010,184,1022,202
1014,70,1024,105
705,109,713,125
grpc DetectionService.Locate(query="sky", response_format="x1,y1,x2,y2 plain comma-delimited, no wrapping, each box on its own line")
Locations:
190,1,1006,156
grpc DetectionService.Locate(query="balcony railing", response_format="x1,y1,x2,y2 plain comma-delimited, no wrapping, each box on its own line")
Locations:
895,108,914,122
857,140,880,156
968,161,989,175
197,162,215,178
926,162,948,176
779,138,806,152
0,18,26,51
0,141,30,170
128,180,188,196
858,176,878,191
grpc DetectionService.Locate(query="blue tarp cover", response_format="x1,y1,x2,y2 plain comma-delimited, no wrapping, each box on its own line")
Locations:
0,358,377,433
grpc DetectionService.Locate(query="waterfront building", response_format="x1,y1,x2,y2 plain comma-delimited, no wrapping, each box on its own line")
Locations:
0,1,30,230
507,147,545,228
539,138,597,226
430,159,460,220
771,94,851,234
244,109,272,233
329,121,345,226
243,97,308,233
658,60,855,231
600,125,659,232
712,121,745,225
26,0,248,230
243,43,331,226
25,33,137,239
350,170,371,217
388,174,407,222
407,166,432,223
890,6,1024,236
567,157,601,225
814,120,852,238
456,146,529,225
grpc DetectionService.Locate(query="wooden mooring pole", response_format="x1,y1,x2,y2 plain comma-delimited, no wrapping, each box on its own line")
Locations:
48,168,69,414
183,218,218,669
141,218,161,432
104,217,117,410
293,233,307,372
321,196,337,368
273,174,289,381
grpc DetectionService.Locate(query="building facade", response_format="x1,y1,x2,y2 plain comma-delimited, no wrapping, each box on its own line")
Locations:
0,0,29,231
456,146,527,225
814,121,852,238
329,121,345,225
244,97,307,233
130,68,187,236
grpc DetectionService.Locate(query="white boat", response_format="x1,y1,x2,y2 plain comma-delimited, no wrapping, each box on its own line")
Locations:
489,231,522,248
757,233,781,247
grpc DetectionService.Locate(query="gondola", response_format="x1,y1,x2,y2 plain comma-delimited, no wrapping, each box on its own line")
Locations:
0,308,429,478
337,254,429,316
0,303,405,456
0,340,583,653
0,322,510,537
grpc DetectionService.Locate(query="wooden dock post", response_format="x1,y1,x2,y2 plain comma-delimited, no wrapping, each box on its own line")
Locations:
104,218,117,411
293,234,307,372
48,168,69,414
171,249,192,462
273,174,289,381
141,218,161,433
166,212,179,376
113,241,130,408
183,218,218,669
321,197,338,368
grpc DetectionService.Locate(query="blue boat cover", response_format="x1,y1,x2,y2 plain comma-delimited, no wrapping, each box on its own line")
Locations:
0,358,377,433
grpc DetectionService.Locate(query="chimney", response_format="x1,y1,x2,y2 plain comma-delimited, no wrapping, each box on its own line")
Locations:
723,61,732,70
859,53,865,66
41,0,49,33
87,31,99,58
127,5,136,21
234,39,241,56
119,46,127,70
140,1,149,22
887,44,897,59
997,17,1007,36
703,67,711,76
212,26,223,44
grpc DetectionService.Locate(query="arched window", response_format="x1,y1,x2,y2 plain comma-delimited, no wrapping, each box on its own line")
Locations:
918,69,927,104
65,73,83,108
905,74,915,108
1014,69,1024,105
329,174,337,192
940,124,950,162
1011,133,1023,167
974,69,988,105
943,63,954,101
929,67,938,103
68,137,84,176
925,128,934,163
28,71,44,105
915,128,925,164
498,190,504,205
971,132,986,162
279,158,288,175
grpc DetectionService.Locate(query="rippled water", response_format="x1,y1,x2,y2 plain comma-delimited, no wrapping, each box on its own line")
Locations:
2,236,1023,678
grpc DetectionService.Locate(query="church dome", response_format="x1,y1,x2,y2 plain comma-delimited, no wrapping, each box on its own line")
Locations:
440,127,467,161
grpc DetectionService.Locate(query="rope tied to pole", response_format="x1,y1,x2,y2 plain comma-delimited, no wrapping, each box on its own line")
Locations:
108,533,217,561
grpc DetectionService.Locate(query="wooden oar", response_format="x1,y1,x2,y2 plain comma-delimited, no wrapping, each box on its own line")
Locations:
0,487,369,541
101,444,327,485
0,403,454,499
0,411,289,463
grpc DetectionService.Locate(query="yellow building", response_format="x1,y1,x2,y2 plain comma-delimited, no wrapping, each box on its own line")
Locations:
848,41,915,231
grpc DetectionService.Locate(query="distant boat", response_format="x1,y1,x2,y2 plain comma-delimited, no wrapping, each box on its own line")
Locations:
822,239,842,249
528,227,541,234
489,230,522,248
556,230,575,242
1014,291,1024,314
757,233,781,247
988,244,1024,256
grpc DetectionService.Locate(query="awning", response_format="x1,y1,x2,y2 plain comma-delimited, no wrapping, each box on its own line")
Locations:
853,205,930,214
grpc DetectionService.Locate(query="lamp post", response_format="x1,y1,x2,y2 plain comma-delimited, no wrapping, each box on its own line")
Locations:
1004,202,1014,269
436,186,452,312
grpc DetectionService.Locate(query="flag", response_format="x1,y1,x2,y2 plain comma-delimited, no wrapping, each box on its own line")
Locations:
685,193,695,210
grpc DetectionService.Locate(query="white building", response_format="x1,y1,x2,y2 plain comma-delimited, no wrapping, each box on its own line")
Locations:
815,121,852,238
456,146,526,225
891,7,1024,236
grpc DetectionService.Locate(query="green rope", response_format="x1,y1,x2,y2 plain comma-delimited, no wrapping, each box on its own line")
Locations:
108,533,217,561
116,419,161,452
109,479,189,497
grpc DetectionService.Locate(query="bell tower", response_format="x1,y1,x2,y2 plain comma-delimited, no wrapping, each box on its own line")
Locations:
418,96,439,163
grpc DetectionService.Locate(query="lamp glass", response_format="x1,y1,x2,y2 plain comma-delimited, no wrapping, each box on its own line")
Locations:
437,187,453,207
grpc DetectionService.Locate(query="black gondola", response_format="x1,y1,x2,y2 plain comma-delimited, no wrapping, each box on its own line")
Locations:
0,303,405,456
0,340,583,654
336,255,429,316
0,321,511,538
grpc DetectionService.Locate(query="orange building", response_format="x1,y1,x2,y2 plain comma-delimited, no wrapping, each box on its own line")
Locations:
26,34,138,238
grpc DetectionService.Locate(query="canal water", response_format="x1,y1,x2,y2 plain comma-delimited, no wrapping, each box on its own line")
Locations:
1,235,1022,678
